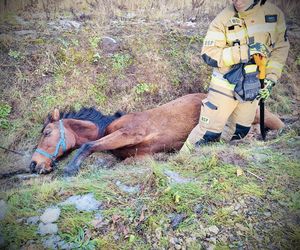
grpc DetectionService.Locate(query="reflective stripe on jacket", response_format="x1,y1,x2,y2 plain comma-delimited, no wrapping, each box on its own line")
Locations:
201,2,290,83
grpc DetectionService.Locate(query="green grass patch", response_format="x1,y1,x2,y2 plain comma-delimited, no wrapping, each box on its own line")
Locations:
0,102,12,129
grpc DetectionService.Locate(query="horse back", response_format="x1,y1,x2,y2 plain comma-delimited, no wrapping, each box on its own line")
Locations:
105,93,206,157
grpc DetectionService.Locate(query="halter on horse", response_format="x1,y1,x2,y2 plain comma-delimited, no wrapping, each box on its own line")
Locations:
30,120,67,173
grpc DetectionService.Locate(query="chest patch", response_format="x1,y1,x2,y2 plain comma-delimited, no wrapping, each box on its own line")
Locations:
265,15,277,23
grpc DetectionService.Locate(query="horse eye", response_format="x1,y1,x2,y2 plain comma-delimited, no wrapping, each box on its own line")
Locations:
44,130,51,137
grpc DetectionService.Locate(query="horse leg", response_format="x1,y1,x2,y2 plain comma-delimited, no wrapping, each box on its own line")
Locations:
63,128,145,176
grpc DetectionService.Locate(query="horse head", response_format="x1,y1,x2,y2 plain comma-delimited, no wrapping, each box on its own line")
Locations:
29,107,123,174
30,108,76,174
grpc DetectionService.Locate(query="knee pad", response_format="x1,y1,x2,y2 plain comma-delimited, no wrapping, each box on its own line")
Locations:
231,124,250,140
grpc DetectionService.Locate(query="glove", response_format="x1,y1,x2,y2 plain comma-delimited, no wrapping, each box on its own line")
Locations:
256,78,275,100
249,42,270,58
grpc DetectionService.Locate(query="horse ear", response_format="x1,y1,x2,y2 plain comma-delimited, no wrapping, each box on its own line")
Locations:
52,108,60,121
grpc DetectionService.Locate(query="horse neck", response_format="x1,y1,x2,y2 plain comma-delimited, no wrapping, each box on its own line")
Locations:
64,119,100,146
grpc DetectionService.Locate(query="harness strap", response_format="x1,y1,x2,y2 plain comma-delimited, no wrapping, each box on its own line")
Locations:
35,119,67,161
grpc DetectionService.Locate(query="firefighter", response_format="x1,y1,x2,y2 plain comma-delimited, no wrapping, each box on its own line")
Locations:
181,0,290,153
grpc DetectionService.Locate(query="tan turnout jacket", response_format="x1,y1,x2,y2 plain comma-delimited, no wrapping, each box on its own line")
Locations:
201,2,290,84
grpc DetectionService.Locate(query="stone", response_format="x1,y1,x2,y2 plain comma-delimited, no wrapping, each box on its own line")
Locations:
14,30,37,36
194,204,204,215
115,181,140,194
264,212,272,218
207,225,220,235
234,204,241,211
206,237,217,244
16,174,39,180
59,20,81,29
38,223,58,235
164,170,192,184
26,216,40,225
253,153,269,163
40,207,61,224
0,200,7,220
42,235,61,249
171,213,186,230
101,36,119,53
60,193,101,211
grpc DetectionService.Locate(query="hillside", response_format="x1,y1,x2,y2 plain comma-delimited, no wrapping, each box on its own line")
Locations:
0,0,299,249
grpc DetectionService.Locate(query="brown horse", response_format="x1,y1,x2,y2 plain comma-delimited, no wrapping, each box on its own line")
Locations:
30,93,284,176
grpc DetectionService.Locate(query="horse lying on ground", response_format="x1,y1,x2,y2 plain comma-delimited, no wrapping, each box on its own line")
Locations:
30,93,284,176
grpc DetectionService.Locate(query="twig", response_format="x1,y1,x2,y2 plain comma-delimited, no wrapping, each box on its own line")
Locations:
0,146,25,156
246,169,264,182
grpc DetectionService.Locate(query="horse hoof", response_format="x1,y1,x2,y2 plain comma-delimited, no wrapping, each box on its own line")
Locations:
63,168,77,177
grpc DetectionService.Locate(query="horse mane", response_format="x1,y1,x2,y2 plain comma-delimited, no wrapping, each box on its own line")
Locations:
44,107,124,137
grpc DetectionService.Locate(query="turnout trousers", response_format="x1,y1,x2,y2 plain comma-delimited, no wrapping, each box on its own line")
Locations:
181,87,259,153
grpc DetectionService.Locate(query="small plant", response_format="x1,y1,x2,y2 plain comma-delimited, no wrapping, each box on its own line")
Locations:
8,49,23,60
89,36,101,49
112,53,132,71
61,227,98,250
57,38,70,48
296,55,300,66
92,52,101,63
0,103,12,129
134,82,152,95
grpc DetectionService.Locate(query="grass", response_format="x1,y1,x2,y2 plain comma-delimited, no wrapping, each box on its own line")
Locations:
0,0,299,249
0,134,299,248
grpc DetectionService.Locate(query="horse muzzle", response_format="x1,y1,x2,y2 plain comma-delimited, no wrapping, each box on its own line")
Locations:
29,161,53,174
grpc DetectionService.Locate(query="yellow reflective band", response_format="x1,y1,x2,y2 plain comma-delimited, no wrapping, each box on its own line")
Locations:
247,23,276,36
266,61,283,71
226,29,247,42
211,73,235,91
244,64,257,73
222,47,234,66
206,31,226,41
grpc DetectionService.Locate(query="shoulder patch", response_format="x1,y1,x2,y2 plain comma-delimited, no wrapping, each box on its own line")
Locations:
265,15,278,23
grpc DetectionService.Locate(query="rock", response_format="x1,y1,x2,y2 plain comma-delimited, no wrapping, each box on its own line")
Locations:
16,218,25,223
207,225,220,235
264,212,272,218
26,216,40,225
234,204,241,211
170,213,187,230
14,16,28,26
59,20,81,29
253,153,269,163
16,174,39,180
206,237,217,244
101,36,119,53
42,235,61,249
115,181,140,194
0,200,7,220
14,30,37,37
60,193,101,211
38,223,58,235
164,170,192,184
58,241,78,250
91,212,104,229
40,207,61,224
194,204,204,215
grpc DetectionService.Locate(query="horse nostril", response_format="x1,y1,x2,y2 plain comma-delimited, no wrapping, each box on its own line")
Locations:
29,161,37,173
